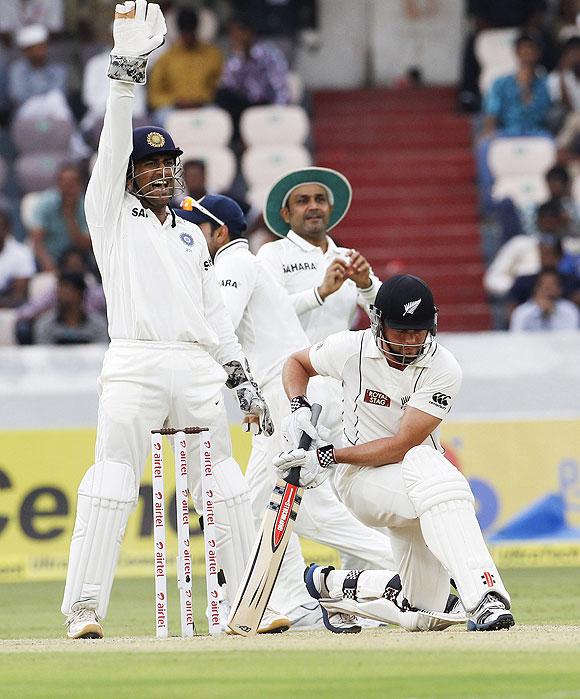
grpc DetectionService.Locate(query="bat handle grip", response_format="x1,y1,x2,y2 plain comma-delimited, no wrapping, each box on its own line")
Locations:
286,403,322,487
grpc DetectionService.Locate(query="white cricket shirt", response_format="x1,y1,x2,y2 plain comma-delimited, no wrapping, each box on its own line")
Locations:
85,81,243,365
256,231,381,344
309,329,462,451
212,238,309,386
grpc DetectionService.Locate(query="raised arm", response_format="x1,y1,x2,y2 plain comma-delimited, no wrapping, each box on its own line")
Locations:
85,1,167,234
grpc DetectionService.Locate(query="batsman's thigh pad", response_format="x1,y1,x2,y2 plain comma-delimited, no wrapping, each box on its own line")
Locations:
402,446,510,611
61,461,137,618
206,456,256,602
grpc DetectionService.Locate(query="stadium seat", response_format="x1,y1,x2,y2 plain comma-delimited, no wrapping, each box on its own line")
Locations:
246,185,271,212
0,309,17,346
179,145,236,193
488,137,556,179
15,152,70,194
87,115,150,150
241,145,312,190
240,105,310,147
20,191,43,230
11,114,74,154
475,28,518,94
165,107,233,150
492,174,549,209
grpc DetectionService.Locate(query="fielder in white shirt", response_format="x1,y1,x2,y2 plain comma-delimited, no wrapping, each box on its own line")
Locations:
275,274,515,633
177,194,397,628
61,1,286,640
257,167,384,569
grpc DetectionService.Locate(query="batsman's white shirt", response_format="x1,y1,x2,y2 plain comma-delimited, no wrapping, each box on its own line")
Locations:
86,81,243,366
309,329,462,451
256,231,380,344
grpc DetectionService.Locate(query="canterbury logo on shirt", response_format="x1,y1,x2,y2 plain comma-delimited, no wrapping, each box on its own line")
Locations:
363,389,391,407
283,262,318,273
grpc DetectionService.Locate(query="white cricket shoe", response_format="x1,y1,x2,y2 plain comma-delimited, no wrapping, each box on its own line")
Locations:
66,602,104,639
225,607,291,635
467,593,515,632
288,601,324,630
257,608,291,634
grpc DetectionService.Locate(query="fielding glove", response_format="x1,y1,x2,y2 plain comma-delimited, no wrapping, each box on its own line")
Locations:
108,0,167,84
224,360,274,436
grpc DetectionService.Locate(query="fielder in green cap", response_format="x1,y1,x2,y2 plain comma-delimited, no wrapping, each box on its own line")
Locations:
257,169,388,577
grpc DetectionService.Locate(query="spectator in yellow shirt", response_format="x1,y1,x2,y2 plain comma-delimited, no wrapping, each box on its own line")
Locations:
148,8,223,124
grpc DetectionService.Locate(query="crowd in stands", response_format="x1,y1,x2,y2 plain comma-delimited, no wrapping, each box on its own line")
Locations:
1,1,579,343
0,0,317,345
462,0,580,330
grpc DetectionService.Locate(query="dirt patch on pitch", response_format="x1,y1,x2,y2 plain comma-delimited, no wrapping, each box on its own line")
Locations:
1,625,579,654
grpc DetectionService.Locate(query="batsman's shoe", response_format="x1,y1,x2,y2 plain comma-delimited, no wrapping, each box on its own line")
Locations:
289,602,324,630
257,608,291,634
304,563,361,634
225,607,290,635
65,602,104,639
467,593,514,632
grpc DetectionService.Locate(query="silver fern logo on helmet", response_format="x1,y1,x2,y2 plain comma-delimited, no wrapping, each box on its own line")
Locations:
403,299,421,316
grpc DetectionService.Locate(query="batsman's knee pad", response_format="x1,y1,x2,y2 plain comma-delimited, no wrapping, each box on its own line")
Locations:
402,445,473,516
209,457,256,601
402,446,508,612
61,461,137,618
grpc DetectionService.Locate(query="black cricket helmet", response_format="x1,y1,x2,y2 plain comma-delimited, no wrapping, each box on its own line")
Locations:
370,274,438,364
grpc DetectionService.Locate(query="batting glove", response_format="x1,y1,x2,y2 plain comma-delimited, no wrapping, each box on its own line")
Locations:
108,1,167,84
273,445,337,489
224,360,274,436
282,395,331,448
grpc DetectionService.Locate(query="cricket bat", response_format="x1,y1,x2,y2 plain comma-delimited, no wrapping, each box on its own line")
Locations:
227,403,322,636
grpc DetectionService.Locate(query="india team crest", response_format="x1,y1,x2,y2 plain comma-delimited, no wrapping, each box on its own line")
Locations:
180,232,194,246
147,131,166,148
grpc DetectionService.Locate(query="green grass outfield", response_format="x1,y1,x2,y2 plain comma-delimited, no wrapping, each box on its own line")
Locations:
1,567,579,699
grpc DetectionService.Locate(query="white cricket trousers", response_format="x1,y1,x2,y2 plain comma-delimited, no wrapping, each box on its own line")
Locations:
95,340,233,507
61,339,248,618
245,375,396,615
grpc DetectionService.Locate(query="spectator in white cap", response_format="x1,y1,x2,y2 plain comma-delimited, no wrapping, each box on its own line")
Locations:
8,23,68,108
0,0,64,44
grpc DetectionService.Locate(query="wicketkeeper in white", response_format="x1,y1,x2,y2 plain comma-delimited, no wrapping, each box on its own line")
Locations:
177,194,397,628
257,168,384,569
275,274,515,633
61,1,287,639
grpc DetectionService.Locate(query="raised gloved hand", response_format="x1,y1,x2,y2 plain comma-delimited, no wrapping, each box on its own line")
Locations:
108,1,167,84
224,360,274,436
273,445,337,489
282,395,331,448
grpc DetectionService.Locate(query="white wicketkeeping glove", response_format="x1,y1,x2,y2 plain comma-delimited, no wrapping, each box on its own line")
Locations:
273,445,337,489
108,1,167,84
283,396,331,448
224,360,274,436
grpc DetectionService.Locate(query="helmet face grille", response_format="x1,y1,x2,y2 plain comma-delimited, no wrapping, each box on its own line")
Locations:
370,304,434,365
129,156,185,202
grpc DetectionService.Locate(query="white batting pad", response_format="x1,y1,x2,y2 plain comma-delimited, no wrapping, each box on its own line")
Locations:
61,461,137,618
402,446,510,612
210,457,256,603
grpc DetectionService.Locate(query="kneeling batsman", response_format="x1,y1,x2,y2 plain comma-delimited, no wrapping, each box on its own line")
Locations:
274,274,515,634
